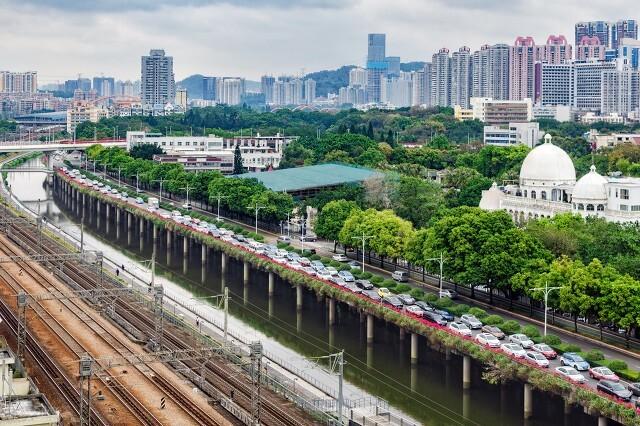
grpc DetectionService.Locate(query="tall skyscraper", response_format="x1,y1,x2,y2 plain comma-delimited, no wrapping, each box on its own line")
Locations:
472,44,510,100
617,39,640,70
576,36,606,61
431,48,451,107
613,19,638,49
509,36,536,100
141,49,176,106
366,33,388,103
575,21,612,49
536,35,572,64
574,61,617,110
203,77,217,101
385,56,401,77
93,77,115,98
451,46,472,108
260,76,275,104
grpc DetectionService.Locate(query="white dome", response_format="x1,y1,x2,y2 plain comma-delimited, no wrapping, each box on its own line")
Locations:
519,138,576,185
572,165,608,201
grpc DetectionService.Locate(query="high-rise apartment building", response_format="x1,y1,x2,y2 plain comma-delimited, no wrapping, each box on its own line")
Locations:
383,74,413,107
576,36,606,61
203,77,217,101
366,33,387,103
601,68,640,114
216,78,245,105
536,35,572,64
141,49,175,106
472,44,510,100
175,88,188,109
92,77,115,98
411,65,431,106
575,21,612,49
385,56,401,77
349,68,368,86
617,38,640,70
260,76,275,104
574,61,617,110
613,20,638,49
431,48,451,107
451,46,472,108
535,63,575,106
0,71,37,93
509,37,537,100
304,79,316,104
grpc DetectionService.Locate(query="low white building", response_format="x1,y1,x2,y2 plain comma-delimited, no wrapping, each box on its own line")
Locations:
483,122,540,148
126,131,295,173
480,134,640,223
587,130,640,149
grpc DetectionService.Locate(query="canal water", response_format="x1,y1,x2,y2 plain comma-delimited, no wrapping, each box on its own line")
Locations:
8,158,605,426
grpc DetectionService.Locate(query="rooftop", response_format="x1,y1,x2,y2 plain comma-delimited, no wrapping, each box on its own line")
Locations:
235,163,381,192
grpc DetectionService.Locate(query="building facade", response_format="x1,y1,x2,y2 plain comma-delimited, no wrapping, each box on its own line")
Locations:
431,48,451,107
483,122,540,148
141,49,175,106
0,71,37,94
510,37,537,101
451,46,472,108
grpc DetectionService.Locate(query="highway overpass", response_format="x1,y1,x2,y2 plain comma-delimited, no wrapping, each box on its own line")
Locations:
0,139,126,153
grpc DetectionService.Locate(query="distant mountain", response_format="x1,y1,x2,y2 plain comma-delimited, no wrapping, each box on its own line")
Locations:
304,65,356,97
177,75,261,99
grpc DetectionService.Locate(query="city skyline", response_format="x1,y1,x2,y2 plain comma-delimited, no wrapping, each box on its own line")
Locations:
0,0,635,83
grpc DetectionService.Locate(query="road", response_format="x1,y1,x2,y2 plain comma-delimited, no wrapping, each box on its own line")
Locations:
62,167,640,411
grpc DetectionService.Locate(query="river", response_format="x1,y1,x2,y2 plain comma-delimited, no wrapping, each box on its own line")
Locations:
7,157,604,426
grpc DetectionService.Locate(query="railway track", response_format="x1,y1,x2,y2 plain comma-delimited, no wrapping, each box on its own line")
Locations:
0,203,316,426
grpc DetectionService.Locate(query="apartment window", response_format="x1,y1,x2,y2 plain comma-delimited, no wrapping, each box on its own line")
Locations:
632,205,640,212
621,189,630,200
621,204,629,211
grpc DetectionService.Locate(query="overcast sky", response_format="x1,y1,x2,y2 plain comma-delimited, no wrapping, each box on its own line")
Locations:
0,0,634,83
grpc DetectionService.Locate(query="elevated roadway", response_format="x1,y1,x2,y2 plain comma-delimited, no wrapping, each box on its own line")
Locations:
0,139,126,153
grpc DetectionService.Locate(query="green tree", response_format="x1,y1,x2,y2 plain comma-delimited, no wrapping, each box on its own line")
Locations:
598,276,640,347
314,200,361,252
233,145,244,174
130,143,164,160
389,176,444,228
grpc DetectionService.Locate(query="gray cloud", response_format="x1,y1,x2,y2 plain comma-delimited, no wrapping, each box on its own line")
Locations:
4,0,354,12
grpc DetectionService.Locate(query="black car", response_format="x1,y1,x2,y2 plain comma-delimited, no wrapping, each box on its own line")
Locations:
382,296,403,309
435,309,454,322
362,290,381,301
415,301,434,312
628,382,640,396
424,311,448,326
597,380,632,402
355,279,374,290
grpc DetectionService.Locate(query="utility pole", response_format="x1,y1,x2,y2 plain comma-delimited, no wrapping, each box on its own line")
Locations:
153,178,166,204
531,282,562,336
249,342,263,425
135,173,140,193
180,184,192,208
424,253,445,296
117,166,122,186
352,232,373,273
250,204,265,234
211,193,227,221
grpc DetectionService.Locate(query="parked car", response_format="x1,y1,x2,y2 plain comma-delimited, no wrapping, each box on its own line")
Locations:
424,311,448,326
344,283,362,294
597,380,632,402
182,203,192,210
531,343,557,359
338,271,355,282
277,235,291,243
524,351,549,368
508,333,534,349
435,309,454,322
362,290,381,301
135,197,144,204
560,353,590,371
475,333,500,348
377,288,391,298
316,269,332,279
311,260,325,270
500,343,526,358
404,305,424,317
439,289,457,299
355,279,374,290
391,270,409,282
555,366,586,383
332,254,348,262
382,296,403,309
628,382,640,397
459,314,483,329
347,260,360,268
448,322,472,337
415,301,434,313
589,367,619,382
396,294,415,305
481,325,505,340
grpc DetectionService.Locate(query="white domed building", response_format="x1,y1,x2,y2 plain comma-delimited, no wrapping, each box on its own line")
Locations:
479,134,640,223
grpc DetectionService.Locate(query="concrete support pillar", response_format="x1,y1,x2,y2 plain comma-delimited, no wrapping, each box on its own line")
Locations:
96,199,101,216
183,236,188,256
463,355,471,389
328,297,336,326
366,314,374,344
105,203,110,220
139,216,144,235
268,272,274,296
166,229,172,248
598,417,607,426
410,332,418,364
153,225,158,241
116,208,121,225
221,252,227,274
410,366,417,392
268,296,274,319
243,261,250,283
524,383,533,420
563,400,571,415
296,285,302,311
399,328,406,341
127,212,133,229
201,244,207,264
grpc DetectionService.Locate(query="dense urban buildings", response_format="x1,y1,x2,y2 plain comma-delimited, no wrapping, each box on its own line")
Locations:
141,49,175,106
0,71,37,94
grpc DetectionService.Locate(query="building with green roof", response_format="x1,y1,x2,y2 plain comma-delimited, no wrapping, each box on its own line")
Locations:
234,163,381,197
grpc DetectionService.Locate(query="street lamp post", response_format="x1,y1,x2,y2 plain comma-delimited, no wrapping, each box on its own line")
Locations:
423,253,445,296
153,178,166,204
212,193,227,221
352,232,373,273
180,184,192,208
250,204,265,234
531,282,562,336
117,167,122,186
135,173,140,193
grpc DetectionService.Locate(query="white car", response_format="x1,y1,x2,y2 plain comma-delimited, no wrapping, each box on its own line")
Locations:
475,333,500,348
316,269,332,279
287,261,303,270
459,314,483,329
448,322,472,337
500,343,526,358
325,267,339,276
508,333,534,349
404,305,425,317
555,366,586,383
332,254,348,262
524,351,549,368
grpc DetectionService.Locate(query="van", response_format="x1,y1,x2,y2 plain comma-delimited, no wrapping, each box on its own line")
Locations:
392,270,409,282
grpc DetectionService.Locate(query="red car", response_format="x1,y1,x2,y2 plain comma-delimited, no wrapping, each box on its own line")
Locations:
531,343,557,359
589,366,619,382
